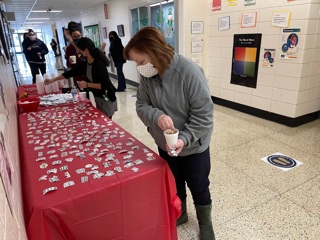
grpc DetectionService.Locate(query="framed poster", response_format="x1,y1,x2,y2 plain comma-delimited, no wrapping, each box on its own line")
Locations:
104,4,108,19
230,33,262,88
191,21,204,34
117,24,124,37
102,27,108,39
84,24,102,48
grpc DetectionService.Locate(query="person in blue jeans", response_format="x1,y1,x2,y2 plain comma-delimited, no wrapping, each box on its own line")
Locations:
109,31,126,92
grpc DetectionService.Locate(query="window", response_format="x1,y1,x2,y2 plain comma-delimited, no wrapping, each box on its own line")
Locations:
130,0,175,49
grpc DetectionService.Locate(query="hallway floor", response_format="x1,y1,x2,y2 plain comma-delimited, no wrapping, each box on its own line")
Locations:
18,52,320,240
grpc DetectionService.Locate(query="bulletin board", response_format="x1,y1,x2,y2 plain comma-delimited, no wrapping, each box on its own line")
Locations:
84,24,102,49
230,33,262,88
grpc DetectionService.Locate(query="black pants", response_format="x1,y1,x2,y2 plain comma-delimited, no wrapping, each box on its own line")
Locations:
29,62,46,84
158,147,212,205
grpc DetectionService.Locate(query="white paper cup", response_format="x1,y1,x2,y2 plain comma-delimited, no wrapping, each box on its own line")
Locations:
79,92,87,101
69,55,76,64
164,129,179,149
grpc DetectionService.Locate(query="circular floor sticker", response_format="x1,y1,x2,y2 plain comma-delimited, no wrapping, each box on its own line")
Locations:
267,154,297,169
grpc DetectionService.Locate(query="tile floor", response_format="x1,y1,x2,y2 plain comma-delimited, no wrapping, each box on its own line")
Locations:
18,52,320,240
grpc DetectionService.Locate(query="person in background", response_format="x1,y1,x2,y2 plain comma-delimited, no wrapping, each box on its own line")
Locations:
109,31,126,92
22,32,31,63
50,38,58,56
65,21,107,82
44,37,117,119
22,29,49,84
123,27,215,240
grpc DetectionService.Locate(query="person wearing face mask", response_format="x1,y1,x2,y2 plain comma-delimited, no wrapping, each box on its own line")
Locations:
123,27,215,240
108,31,126,92
65,21,108,83
44,37,117,119
22,29,49,84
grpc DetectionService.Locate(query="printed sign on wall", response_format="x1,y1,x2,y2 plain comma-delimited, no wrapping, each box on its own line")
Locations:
230,33,262,88
280,28,300,59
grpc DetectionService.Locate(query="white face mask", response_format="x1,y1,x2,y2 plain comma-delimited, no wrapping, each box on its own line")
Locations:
136,62,158,78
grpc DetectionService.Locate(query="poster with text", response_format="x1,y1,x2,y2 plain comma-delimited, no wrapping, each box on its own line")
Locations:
280,28,300,59
262,49,276,67
84,24,102,49
231,34,262,88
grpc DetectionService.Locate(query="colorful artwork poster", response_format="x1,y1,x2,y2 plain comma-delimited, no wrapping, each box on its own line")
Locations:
244,0,256,5
0,131,14,214
227,0,237,6
230,33,262,88
262,49,276,67
84,24,102,49
280,28,300,59
212,0,221,11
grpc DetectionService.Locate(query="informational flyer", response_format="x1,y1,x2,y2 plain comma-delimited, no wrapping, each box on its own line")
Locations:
280,28,300,59
212,0,221,11
241,12,257,28
191,53,203,67
218,16,230,31
262,49,276,67
191,36,203,53
271,10,291,28
227,0,237,6
244,0,256,5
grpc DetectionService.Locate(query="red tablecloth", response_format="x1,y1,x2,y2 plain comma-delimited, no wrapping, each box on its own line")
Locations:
18,102,181,240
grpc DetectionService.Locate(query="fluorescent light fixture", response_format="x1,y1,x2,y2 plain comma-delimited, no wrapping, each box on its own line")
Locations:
31,10,62,13
25,22,44,24
27,18,50,20
150,0,173,7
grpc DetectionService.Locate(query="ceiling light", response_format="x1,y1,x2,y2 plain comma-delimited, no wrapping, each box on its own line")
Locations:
25,22,44,24
31,10,62,13
27,18,50,20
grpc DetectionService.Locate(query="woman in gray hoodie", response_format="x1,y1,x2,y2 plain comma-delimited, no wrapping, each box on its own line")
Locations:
124,27,215,240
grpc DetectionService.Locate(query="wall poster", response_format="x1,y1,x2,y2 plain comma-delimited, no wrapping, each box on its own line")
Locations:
230,33,262,88
280,28,300,59
84,24,102,49
262,48,276,67
212,0,221,11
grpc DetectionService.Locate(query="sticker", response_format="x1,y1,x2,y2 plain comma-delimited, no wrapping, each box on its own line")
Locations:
60,165,68,171
40,163,48,169
49,176,60,183
65,172,71,178
43,187,58,195
81,176,88,183
261,152,303,171
47,168,57,174
132,167,139,172
38,175,48,181
63,181,75,188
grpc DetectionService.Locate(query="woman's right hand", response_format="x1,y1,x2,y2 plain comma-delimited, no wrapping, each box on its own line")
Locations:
157,115,174,131
44,78,53,85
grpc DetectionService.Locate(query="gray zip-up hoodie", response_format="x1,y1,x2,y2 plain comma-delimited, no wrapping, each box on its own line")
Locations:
136,53,214,156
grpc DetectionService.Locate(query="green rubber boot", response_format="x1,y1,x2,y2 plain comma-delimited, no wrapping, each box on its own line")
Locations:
176,199,188,226
195,204,215,240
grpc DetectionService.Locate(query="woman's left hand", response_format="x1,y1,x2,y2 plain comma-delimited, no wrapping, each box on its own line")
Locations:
77,81,88,89
166,139,184,157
